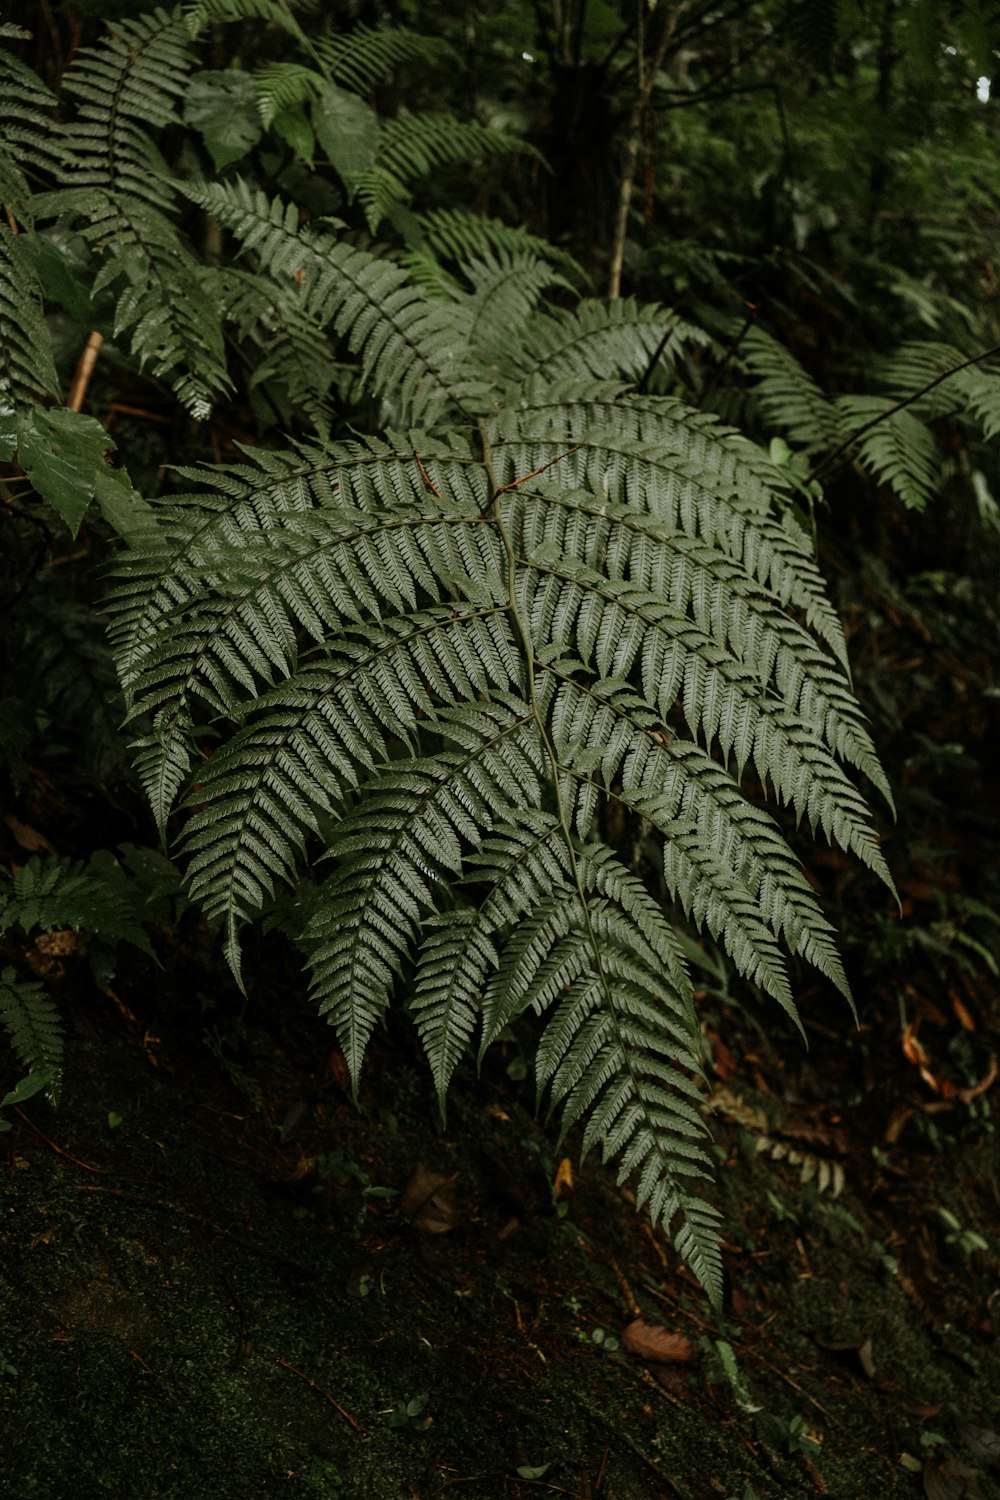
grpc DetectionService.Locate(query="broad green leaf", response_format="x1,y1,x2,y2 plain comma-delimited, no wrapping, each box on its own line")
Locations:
272,105,315,165
16,408,114,536
93,468,161,545
1,1068,56,1110
312,81,378,184
185,70,263,170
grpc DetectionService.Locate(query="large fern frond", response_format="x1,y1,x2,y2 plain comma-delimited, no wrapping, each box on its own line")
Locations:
108,283,894,1303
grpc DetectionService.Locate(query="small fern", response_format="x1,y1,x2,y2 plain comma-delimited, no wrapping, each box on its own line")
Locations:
0,967,64,1109
0,856,155,957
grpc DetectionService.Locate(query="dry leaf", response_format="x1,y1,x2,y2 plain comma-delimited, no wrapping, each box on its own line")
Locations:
621,1318,694,1364
401,1164,459,1234
4,816,57,854
924,1454,985,1500
553,1157,574,1198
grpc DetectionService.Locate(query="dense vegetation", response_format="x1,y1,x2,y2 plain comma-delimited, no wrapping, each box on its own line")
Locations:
2,2,999,1495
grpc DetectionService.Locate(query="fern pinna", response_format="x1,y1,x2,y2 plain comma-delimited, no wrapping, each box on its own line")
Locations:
104,179,895,1305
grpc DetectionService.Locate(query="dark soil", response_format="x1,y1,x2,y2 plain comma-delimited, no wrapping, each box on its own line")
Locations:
2,925,998,1500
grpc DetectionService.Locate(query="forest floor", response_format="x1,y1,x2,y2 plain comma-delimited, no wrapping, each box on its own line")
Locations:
1,914,998,1500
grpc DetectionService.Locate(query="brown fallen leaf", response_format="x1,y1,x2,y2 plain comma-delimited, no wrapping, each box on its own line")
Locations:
553,1156,574,1199
400,1164,459,1234
620,1318,694,1364
4,816,57,854
924,1454,985,1500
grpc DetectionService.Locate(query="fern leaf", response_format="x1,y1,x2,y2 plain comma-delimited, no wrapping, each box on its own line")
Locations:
178,178,490,423
738,325,843,454
0,228,60,410
108,254,893,1303
0,49,61,221
0,967,64,1106
836,395,939,509
36,11,230,416
0,856,155,957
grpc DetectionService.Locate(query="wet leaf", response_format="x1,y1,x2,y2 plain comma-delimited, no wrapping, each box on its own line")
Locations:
924,1455,986,1499
401,1164,459,1234
621,1318,694,1364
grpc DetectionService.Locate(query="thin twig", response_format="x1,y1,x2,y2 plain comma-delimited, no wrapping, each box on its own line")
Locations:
13,1106,107,1173
608,7,680,298
67,331,104,413
273,1354,365,1434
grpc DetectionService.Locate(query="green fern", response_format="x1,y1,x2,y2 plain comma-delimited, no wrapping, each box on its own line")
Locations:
0,46,61,221
835,395,940,510
104,191,897,1304
32,9,230,418
0,968,64,1108
0,856,155,957
0,7,898,1306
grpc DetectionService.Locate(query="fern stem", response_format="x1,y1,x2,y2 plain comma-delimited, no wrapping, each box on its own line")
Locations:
477,419,686,1184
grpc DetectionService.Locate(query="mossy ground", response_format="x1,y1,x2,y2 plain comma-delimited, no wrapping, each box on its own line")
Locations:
2,937,998,1500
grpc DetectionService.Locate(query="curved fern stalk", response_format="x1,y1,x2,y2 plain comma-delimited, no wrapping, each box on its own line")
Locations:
500,300,712,387
412,207,586,283
312,23,455,96
353,115,537,234
182,0,307,41
36,9,229,417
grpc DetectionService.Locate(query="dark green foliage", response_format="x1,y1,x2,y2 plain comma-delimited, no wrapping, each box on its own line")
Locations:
11,0,999,1309
0,855,156,957
0,967,63,1109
